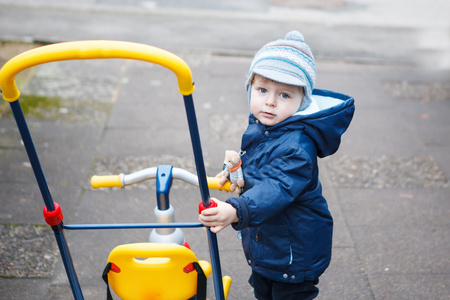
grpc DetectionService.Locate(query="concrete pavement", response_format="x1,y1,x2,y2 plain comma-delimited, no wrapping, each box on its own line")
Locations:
0,1,449,299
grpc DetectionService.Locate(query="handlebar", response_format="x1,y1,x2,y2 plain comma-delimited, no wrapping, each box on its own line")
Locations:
0,40,195,102
91,167,232,191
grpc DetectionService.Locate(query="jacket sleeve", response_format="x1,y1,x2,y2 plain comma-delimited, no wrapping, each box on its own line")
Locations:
226,145,314,230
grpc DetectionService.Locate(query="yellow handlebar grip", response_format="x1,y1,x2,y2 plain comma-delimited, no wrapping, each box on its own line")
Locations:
0,40,195,102
91,175,122,189
207,177,232,192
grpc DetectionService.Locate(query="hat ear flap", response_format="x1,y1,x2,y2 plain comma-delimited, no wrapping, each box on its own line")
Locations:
247,83,252,108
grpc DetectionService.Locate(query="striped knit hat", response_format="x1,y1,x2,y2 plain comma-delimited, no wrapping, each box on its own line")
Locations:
246,31,316,111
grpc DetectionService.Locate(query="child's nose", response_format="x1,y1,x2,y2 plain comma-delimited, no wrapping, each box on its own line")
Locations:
265,94,277,106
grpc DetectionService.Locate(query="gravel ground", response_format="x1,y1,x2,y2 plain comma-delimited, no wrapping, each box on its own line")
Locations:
0,224,58,278
324,155,449,189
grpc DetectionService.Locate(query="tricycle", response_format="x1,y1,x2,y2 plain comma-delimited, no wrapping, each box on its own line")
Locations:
0,40,232,299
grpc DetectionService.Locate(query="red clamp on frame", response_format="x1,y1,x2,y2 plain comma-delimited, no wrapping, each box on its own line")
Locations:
198,198,217,214
43,202,64,226
183,262,195,274
110,262,121,273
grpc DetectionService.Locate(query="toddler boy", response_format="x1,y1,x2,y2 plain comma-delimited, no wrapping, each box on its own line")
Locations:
199,31,355,299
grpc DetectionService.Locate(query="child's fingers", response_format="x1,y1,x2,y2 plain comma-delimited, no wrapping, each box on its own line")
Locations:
200,207,218,216
199,216,219,228
199,211,220,225
209,225,224,233
199,213,216,222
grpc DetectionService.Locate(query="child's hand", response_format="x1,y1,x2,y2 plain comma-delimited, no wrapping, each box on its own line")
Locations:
215,171,229,192
199,198,239,233
215,170,225,179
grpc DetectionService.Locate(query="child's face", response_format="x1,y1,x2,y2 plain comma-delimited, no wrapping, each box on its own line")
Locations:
250,74,304,126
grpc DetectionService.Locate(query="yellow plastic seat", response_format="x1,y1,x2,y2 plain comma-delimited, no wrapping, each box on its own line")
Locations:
106,243,212,300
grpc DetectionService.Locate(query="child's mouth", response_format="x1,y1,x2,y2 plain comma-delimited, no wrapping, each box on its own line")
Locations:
262,112,275,118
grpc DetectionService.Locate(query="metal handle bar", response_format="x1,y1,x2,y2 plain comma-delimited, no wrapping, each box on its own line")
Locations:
91,167,232,191
0,40,195,102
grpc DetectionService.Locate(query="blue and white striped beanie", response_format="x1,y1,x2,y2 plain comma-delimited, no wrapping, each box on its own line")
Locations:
246,31,316,111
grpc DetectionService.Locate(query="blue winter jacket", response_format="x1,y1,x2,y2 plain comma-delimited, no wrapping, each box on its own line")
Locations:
226,89,355,283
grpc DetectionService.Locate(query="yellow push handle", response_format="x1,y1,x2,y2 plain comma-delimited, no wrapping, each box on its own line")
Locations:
0,40,195,102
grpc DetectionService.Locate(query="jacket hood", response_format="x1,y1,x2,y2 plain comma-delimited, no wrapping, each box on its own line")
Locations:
263,89,355,158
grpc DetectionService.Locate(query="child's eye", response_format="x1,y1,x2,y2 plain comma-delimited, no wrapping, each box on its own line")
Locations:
280,93,290,99
258,88,267,94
